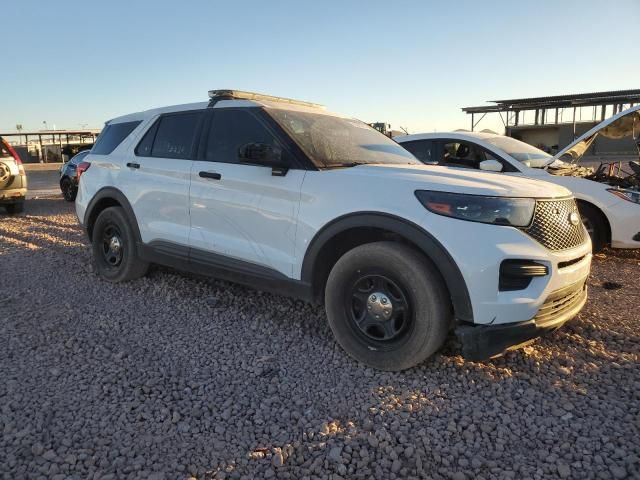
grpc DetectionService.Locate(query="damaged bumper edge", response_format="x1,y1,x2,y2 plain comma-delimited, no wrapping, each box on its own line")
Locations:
456,280,588,361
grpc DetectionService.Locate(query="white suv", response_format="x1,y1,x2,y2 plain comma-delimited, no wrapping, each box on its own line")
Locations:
76,90,592,370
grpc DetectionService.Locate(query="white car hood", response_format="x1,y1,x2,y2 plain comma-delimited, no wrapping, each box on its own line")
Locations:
342,164,571,199
554,104,640,164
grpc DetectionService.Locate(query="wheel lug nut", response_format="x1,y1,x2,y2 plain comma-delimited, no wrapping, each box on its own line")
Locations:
371,295,376,301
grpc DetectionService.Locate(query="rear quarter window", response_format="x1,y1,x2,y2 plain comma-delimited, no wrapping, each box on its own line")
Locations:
92,121,141,155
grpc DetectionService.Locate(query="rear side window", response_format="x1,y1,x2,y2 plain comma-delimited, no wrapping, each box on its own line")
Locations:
92,121,141,155
401,140,435,164
147,111,203,160
205,109,286,164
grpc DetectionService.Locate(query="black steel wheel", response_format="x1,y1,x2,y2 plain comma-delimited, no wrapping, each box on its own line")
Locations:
92,206,148,282
347,273,412,345
101,223,124,268
325,241,451,371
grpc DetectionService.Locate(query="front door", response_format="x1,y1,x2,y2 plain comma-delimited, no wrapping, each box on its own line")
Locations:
189,108,305,277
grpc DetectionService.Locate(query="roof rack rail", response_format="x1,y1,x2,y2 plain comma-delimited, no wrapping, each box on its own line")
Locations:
208,89,325,109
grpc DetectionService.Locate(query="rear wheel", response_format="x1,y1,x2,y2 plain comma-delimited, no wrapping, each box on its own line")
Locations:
578,202,607,253
60,177,77,202
92,206,148,282
5,202,24,214
324,241,451,371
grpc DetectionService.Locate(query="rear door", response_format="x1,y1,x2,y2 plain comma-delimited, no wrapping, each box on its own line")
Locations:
124,110,204,247
398,139,437,164
189,108,305,277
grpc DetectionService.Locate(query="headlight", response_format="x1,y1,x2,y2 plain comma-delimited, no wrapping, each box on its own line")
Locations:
607,188,640,204
415,191,535,227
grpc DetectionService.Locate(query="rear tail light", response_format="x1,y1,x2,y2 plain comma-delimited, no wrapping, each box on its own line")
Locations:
2,140,22,164
76,162,91,179
2,138,24,174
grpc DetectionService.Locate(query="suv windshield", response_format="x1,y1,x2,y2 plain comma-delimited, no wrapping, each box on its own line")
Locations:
267,109,419,168
484,136,552,168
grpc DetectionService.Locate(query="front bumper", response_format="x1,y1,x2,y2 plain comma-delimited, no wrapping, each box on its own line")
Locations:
607,197,640,248
456,279,588,360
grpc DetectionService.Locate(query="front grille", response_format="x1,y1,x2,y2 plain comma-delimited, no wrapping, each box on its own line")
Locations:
523,198,586,251
534,280,587,326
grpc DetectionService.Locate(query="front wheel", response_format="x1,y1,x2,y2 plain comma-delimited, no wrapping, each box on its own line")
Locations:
324,241,451,371
92,206,149,282
578,202,607,253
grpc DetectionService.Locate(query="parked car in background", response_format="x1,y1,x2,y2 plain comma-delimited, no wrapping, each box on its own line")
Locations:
0,136,27,214
75,89,592,370
395,105,640,252
60,150,91,201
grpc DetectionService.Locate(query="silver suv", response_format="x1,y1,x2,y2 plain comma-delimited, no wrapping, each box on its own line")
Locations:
0,137,27,214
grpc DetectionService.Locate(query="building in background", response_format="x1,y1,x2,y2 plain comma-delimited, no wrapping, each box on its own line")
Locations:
462,89,640,158
0,129,100,163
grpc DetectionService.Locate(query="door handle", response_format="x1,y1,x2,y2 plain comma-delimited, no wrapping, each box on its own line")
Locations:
126,162,140,169
199,171,222,180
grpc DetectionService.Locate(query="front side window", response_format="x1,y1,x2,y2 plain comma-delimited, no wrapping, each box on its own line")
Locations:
205,109,286,164
92,121,141,155
267,109,418,168
145,111,203,160
439,141,488,169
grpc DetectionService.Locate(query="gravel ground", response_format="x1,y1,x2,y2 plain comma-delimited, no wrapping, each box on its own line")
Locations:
1,198,639,480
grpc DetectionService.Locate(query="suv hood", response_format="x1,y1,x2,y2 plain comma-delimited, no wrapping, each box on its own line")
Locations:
350,164,571,198
553,104,640,164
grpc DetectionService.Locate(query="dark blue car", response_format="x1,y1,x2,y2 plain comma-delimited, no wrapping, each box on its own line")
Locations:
59,150,91,201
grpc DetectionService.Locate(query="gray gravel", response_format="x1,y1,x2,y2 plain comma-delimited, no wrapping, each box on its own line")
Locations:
1,198,639,480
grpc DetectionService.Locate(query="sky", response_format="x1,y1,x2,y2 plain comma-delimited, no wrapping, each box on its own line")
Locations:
2,0,639,134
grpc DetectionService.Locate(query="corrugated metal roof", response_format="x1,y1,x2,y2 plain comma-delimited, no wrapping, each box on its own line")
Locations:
463,89,640,113
491,89,640,105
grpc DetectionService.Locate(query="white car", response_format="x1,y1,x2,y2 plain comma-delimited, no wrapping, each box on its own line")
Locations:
395,105,640,252
76,89,591,370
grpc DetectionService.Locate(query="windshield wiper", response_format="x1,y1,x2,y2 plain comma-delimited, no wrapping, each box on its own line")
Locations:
322,162,368,169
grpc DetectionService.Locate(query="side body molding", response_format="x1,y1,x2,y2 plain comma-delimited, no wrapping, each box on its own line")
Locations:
301,212,474,322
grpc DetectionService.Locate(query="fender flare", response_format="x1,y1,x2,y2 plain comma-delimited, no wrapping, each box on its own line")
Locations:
84,186,142,243
301,212,474,322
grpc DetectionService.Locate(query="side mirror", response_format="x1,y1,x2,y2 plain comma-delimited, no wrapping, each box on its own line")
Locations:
238,143,288,176
521,160,532,168
479,159,503,172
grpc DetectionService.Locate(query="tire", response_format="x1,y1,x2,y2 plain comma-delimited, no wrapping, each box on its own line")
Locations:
324,241,451,371
578,202,607,253
92,206,149,282
60,177,77,202
5,202,24,214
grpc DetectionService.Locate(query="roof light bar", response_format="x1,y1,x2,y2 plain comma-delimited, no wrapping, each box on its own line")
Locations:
208,89,324,109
